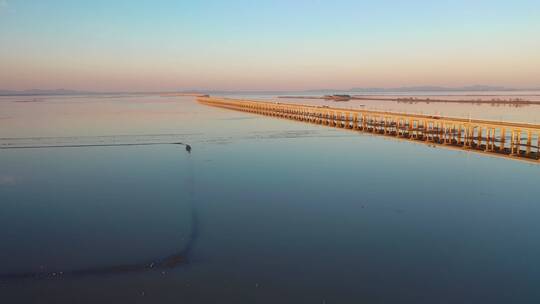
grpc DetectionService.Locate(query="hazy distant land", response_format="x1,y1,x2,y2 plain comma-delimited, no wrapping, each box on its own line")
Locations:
279,94,540,105
2,85,540,96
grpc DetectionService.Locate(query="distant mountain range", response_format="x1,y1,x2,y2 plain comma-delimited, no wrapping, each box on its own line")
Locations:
0,89,94,96
0,89,173,96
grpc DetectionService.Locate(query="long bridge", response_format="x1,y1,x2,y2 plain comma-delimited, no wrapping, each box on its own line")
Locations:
198,96,540,163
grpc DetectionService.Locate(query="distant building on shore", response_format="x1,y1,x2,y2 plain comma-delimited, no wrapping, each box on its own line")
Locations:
323,94,351,101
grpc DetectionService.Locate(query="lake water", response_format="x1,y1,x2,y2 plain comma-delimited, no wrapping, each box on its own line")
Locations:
1,94,540,303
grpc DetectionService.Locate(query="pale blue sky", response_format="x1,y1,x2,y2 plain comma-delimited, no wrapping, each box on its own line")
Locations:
1,0,539,91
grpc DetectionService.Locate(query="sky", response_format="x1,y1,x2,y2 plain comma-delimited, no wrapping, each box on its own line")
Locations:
0,0,539,91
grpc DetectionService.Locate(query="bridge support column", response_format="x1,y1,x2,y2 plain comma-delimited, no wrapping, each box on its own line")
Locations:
488,128,492,151
511,130,515,155
487,128,495,151
500,128,506,151
467,126,473,147
489,128,494,151
440,122,444,142
511,130,521,155
444,123,448,143
493,128,497,150
477,127,483,149
516,130,522,155
526,131,532,156
422,120,427,141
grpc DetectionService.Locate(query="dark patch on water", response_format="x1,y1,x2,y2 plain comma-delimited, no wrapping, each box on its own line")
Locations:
0,145,198,281
0,205,197,280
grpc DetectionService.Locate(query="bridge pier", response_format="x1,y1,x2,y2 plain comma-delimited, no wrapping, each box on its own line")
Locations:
526,131,532,156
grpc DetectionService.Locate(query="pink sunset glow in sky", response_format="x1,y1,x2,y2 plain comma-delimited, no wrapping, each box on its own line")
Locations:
1,1,539,91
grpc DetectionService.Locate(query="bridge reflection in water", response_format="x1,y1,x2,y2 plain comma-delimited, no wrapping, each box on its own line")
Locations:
197,97,540,163
198,97,540,163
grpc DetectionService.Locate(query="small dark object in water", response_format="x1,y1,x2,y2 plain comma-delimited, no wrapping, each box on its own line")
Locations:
171,142,191,153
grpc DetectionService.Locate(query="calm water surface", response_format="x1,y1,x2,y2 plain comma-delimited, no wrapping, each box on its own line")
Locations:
1,95,539,303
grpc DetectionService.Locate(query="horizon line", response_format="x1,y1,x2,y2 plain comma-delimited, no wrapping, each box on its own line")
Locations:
2,85,540,95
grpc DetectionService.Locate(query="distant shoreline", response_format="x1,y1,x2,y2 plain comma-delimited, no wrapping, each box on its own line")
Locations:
0,91,210,97
2,85,540,97
279,95,540,105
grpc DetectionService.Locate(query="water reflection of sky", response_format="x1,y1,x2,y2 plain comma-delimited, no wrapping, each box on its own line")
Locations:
1,94,540,303
2,93,540,141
